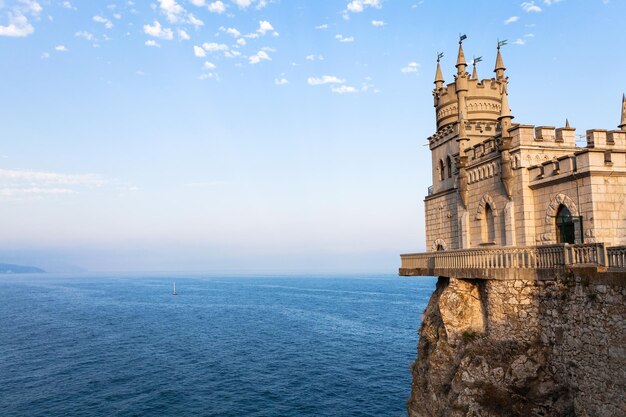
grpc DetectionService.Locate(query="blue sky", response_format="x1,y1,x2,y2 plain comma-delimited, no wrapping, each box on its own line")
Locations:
0,0,623,272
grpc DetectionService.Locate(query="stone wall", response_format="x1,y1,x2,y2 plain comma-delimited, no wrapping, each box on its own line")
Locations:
408,271,626,417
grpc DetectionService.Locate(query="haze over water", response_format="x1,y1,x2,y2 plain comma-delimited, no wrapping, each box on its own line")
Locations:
0,274,435,417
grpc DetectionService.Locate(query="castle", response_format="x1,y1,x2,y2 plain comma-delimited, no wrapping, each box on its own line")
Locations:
400,37,626,277
400,38,625,417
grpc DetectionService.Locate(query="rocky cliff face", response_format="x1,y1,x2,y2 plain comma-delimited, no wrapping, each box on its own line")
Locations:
408,271,625,417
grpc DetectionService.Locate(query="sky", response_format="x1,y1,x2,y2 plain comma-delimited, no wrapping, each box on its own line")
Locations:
0,0,624,273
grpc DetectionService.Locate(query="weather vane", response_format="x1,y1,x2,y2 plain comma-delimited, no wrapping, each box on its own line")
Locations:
459,33,467,43
473,56,483,65
437,52,444,62
498,39,508,49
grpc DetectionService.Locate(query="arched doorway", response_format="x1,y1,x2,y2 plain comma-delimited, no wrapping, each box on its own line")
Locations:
556,205,575,244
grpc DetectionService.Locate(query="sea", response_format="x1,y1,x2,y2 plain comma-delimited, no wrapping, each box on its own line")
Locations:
0,273,436,417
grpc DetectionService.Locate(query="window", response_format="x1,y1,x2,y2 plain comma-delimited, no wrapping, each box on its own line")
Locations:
439,159,445,181
481,203,495,243
556,205,575,244
446,156,452,178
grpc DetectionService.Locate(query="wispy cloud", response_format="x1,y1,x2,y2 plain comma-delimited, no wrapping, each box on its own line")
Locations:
335,34,354,43
401,62,420,74
0,0,42,37
504,15,519,24
331,85,357,94
315,24,328,30
521,1,542,12
307,75,345,85
144,20,174,40
93,15,113,29
513,38,526,45
371,20,385,27
249,50,270,64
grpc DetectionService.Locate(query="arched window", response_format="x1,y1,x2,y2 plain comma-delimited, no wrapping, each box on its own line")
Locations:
482,203,496,243
435,244,445,251
446,156,452,178
439,159,445,181
556,205,575,244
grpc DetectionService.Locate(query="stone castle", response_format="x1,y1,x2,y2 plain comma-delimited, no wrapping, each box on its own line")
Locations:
400,38,625,417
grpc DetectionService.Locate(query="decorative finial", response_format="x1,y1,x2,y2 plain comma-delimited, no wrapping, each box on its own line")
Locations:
618,94,626,131
565,118,571,128
499,83,514,133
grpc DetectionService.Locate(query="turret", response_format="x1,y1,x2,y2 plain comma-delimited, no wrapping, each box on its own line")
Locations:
618,94,626,131
498,83,514,133
494,41,506,81
498,83,515,199
471,56,482,81
434,55,444,90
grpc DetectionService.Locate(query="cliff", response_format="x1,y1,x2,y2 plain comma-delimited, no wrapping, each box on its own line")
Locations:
408,270,626,417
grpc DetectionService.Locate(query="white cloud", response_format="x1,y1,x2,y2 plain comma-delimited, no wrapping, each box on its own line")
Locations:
524,33,535,37
0,12,34,37
208,1,227,13
202,42,228,51
188,14,203,27
335,34,354,43
345,0,381,14
306,54,324,61
521,1,542,12
257,20,276,36
236,37,246,46
158,0,185,23
19,0,42,16
307,75,345,85
401,62,420,74
145,39,161,47
371,20,385,27
315,24,328,30
62,1,75,9
203,61,216,69
0,169,107,186
249,50,270,64
331,85,357,94
543,0,563,4
178,29,190,40
221,26,241,37
0,187,75,197
513,38,526,45
274,78,288,85
190,0,205,5
93,15,113,29
144,20,174,40
54,44,68,52
193,45,206,57
40,52,50,59
504,15,519,24
231,0,253,8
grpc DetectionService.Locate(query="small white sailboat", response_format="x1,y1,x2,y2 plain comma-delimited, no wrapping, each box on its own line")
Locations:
172,282,177,296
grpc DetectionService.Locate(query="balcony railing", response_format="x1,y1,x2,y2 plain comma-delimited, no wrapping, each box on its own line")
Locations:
400,243,623,278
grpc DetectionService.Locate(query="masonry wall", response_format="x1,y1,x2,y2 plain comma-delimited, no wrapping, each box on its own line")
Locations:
424,190,459,251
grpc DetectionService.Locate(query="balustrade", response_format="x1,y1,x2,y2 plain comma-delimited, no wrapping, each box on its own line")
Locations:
400,243,624,274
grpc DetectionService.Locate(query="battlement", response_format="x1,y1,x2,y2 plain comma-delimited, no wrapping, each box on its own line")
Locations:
434,78,505,129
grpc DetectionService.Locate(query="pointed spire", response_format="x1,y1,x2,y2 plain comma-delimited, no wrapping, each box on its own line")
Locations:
456,35,467,75
494,40,507,80
434,56,444,87
618,94,626,131
565,118,571,128
498,84,514,133
471,62,478,80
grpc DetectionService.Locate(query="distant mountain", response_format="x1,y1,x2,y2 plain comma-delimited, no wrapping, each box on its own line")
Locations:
0,263,45,273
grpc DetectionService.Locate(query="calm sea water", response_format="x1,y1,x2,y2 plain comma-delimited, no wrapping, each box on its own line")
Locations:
0,273,435,417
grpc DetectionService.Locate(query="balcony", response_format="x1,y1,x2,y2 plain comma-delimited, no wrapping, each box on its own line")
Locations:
400,243,626,280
